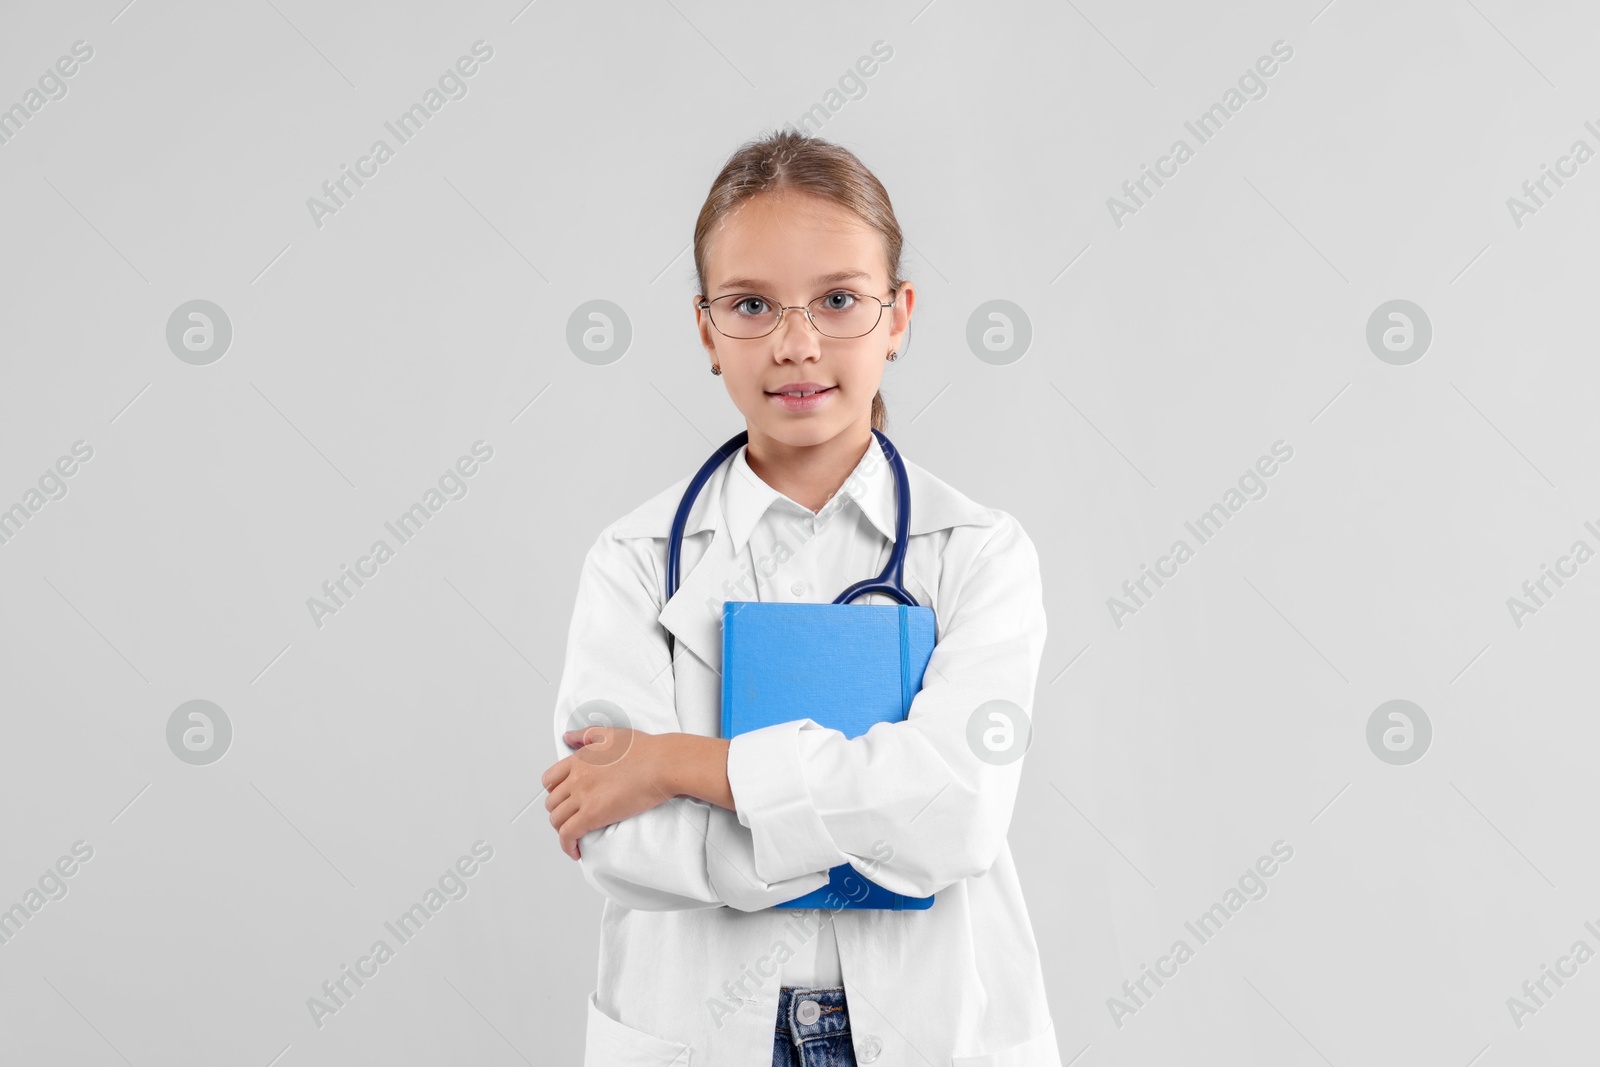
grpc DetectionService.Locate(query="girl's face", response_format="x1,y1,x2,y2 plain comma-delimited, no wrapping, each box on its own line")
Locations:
695,190,913,452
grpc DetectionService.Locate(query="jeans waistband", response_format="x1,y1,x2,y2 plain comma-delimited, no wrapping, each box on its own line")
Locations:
775,985,850,1040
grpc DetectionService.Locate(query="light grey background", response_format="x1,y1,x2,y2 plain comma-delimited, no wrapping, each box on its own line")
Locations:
3,0,1597,1063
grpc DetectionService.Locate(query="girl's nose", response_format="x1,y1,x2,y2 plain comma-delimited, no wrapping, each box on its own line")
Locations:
771,308,823,360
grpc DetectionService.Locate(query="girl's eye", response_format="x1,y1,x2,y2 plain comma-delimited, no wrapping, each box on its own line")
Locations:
819,291,858,312
731,296,770,316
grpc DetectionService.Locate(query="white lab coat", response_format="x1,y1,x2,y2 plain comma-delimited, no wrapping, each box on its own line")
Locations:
552,440,1061,1066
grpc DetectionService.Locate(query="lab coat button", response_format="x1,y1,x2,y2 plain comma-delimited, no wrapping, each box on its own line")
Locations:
790,580,808,597
796,999,820,1025
860,1035,883,1061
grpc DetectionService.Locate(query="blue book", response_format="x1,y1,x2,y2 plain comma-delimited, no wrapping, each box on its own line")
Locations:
721,600,937,910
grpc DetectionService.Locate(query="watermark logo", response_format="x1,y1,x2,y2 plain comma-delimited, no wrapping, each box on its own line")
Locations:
564,698,635,762
1365,699,1431,765
567,299,632,365
966,699,1031,765
166,300,233,365
1365,300,1431,365
966,299,1032,365
166,700,232,765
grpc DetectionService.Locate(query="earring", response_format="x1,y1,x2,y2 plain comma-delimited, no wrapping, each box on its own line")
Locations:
886,350,898,362
710,364,721,375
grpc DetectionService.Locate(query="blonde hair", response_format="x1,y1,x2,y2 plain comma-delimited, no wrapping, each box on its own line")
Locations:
693,128,903,432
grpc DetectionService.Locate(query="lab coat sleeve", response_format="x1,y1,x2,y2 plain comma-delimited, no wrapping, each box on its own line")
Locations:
724,510,1047,898
552,528,830,912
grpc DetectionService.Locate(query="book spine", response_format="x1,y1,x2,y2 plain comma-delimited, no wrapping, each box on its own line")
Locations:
720,604,733,739
898,604,912,714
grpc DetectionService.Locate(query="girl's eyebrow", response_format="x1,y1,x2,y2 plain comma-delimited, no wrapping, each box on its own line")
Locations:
714,269,872,293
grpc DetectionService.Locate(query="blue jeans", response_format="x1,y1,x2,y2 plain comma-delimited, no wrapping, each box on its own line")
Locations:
772,986,858,1067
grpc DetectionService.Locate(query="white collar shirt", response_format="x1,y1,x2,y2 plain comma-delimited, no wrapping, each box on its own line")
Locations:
552,432,1060,1066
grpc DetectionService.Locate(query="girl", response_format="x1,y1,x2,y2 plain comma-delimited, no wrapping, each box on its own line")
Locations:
541,130,1060,1066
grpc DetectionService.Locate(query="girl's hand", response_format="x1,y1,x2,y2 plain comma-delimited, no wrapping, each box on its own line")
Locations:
541,727,670,861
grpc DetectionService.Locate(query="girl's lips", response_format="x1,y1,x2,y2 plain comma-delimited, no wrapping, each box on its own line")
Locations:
767,385,836,412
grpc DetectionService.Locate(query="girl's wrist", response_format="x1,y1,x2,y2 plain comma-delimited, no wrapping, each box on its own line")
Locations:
656,733,733,810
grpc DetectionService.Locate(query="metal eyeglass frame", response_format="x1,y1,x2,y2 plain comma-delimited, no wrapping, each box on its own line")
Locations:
696,288,898,340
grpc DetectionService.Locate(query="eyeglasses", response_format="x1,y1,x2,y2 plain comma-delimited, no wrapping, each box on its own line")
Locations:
697,289,897,340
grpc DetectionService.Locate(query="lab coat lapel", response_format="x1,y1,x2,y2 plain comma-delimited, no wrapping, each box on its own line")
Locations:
657,519,739,676
644,448,742,675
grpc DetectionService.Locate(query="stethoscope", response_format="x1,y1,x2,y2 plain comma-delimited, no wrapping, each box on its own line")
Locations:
666,428,922,608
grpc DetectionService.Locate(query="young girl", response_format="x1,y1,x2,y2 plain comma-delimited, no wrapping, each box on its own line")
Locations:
541,130,1060,1066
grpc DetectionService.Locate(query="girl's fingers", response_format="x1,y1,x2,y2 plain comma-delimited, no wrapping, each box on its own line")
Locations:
540,758,571,792
543,781,569,813
559,823,582,861
556,804,592,860
548,794,580,830
549,795,582,856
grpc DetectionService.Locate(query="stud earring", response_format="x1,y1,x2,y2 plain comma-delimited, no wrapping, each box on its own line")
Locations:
886,350,898,362
710,363,721,375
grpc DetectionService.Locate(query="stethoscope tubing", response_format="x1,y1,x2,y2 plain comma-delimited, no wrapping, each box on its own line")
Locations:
665,428,920,608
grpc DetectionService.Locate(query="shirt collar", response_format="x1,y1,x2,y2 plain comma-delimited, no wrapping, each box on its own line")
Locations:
720,434,899,555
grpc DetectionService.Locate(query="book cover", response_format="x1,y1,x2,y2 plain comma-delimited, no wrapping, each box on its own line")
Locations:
721,600,937,910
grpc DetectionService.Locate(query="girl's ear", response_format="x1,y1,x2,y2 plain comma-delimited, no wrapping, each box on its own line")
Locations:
692,294,718,358
888,282,915,353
